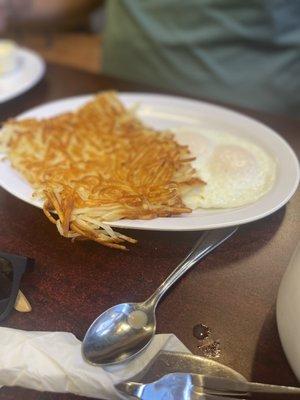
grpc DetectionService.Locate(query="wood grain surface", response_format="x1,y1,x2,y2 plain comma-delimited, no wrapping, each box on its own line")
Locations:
0,63,299,399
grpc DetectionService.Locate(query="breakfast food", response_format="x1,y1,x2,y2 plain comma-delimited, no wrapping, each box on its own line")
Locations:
0,92,276,250
0,92,202,249
175,128,276,209
0,40,17,76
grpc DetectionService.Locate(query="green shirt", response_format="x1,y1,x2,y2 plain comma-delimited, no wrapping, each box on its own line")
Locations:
103,0,300,116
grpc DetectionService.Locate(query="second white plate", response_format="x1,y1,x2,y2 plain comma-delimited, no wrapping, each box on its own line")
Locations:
0,93,299,231
0,47,45,103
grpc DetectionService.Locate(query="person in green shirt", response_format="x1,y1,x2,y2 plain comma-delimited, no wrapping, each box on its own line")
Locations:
103,0,300,117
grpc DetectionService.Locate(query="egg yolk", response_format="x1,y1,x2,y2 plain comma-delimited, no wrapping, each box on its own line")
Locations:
209,145,258,181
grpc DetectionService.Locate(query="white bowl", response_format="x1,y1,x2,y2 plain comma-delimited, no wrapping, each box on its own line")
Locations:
277,241,300,381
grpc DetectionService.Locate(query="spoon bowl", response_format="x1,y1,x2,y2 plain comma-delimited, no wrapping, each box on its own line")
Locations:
82,302,156,365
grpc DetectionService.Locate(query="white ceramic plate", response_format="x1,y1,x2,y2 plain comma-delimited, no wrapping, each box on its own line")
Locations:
0,47,45,103
0,93,299,231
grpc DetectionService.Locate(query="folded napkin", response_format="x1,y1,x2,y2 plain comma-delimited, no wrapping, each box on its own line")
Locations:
0,327,189,399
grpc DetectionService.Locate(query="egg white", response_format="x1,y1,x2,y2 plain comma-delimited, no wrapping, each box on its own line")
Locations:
174,128,276,209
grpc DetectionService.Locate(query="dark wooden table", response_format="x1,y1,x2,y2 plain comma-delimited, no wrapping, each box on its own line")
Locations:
0,63,300,399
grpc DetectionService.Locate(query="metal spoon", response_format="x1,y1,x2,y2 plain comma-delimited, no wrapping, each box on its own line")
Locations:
82,226,237,365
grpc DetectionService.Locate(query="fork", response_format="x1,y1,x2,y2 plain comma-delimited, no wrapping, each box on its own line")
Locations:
116,372,300,399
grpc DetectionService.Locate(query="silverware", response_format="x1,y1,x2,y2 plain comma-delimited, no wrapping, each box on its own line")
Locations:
82,227,237,365
117,372,300,399
126,351,246,384
116,350,245,399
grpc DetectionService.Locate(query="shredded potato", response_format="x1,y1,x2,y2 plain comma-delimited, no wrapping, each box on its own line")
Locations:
0,92,203,249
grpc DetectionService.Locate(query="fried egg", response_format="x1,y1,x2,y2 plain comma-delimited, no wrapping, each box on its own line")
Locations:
174,128,276,209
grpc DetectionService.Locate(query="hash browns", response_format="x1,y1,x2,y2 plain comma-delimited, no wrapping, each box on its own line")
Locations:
0,92,202,249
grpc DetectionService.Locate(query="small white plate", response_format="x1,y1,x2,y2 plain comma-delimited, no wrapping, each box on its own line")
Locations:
0,47,45,103
0,93,299,231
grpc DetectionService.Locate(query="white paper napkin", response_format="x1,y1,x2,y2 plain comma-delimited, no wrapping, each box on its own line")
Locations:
0,327,189,399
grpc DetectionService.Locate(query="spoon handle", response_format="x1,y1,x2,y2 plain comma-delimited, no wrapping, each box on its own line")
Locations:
145,226,238,308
